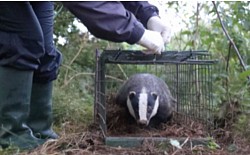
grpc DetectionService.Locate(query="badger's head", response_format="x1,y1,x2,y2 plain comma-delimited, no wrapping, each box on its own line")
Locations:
126,87,159,126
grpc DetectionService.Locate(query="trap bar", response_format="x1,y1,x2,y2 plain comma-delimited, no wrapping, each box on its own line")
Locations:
94,49,217,147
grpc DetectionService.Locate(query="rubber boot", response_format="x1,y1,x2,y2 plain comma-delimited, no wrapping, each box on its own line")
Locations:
27,82,59,139
0,66,45,149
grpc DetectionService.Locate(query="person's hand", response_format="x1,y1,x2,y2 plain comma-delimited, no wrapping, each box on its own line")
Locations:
147,16,171,44
137,29,165,55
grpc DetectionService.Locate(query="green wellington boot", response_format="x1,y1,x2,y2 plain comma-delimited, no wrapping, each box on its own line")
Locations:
0,66,45,149
27,82,59,139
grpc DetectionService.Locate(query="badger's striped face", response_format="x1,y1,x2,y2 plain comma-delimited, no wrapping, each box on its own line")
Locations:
126,87,159,126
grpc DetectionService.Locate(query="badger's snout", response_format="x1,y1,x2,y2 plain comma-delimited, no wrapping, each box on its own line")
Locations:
137,119,148,126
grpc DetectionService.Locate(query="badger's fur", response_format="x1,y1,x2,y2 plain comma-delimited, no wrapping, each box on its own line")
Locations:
116,73,176,126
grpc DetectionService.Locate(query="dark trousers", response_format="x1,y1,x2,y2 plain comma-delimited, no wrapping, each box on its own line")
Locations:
0,2,62,83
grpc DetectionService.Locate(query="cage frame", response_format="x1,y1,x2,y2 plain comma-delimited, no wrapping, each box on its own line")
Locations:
94,49,217,147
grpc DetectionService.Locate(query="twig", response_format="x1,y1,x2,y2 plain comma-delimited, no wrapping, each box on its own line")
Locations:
193,2,200,49
105,75,124,82
69,41,85,66
171,137,190,155
226,43,232,73
117,64,128,80
212,1,247,71
54,4,64,19
62,72,124,88
61,64,79,73
181,137,190,147
63,34,87,85
62,72,95,88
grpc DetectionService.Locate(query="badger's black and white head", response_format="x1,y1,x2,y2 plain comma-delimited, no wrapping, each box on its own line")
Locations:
126,87,159,126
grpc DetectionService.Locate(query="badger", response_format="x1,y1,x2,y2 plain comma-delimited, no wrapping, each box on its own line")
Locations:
116,73,176,126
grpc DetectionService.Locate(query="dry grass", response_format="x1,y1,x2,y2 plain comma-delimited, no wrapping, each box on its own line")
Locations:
16,114,250,155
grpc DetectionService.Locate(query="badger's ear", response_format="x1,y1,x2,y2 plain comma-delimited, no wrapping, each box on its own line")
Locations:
151,92,158,100
129,91,136,99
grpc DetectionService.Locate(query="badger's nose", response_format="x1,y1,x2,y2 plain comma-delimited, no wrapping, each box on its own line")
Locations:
138,120,148,125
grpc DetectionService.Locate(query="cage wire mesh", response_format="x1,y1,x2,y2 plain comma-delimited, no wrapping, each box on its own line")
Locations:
94,49,217,145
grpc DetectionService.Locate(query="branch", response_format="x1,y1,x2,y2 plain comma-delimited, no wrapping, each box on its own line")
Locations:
193,2,200,49
117,64,128,80
61,72,124,88
63,34,87,85
54,4,64,19
212,1,247,71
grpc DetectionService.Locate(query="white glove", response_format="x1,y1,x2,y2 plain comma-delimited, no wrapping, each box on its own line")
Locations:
137,29,165,55
147,16,171,44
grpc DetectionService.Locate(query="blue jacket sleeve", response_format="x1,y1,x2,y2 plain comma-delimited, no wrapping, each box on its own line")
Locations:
121,1,159,28
62,2,157,44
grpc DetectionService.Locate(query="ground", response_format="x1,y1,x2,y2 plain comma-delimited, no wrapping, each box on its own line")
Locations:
17,122,249,155
17,101,250,155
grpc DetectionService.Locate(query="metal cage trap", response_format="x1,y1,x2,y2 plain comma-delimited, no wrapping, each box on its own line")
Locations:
94,49,217,147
